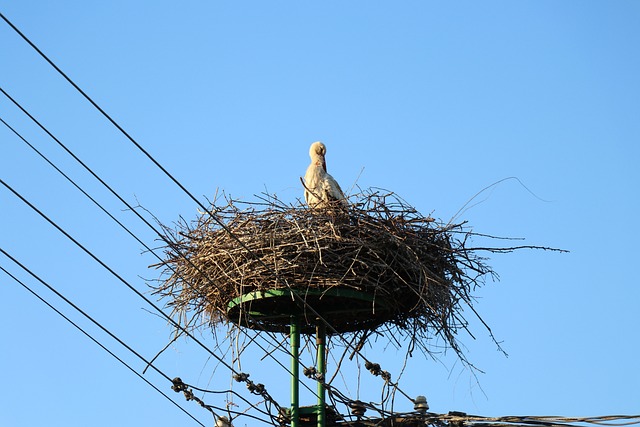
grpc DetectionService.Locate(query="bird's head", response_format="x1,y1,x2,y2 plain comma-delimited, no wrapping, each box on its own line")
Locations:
309,141,328,171
309,141,327,158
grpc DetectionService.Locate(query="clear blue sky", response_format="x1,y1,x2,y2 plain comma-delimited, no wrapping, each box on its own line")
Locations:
1,2,639,426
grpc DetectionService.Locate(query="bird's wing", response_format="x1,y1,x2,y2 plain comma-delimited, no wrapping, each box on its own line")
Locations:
324,173,348,205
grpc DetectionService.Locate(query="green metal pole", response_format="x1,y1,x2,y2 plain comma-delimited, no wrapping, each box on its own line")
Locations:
316,322,326,427
290,316,300,427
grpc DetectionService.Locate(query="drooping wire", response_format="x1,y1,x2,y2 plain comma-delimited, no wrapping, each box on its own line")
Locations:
0,91,248,376
0,248,170,384
0,257,207,427
0,177,282,408
0,115,154,258
0,246,277,425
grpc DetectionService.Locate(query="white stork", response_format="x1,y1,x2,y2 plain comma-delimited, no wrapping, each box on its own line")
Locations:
303,141,348,208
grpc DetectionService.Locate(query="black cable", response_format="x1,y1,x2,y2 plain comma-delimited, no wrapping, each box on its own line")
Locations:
0,260,207,427
0,88,273,374
0,177,238,373
0,177,287,421
0,91,245,373
0,247,277,424
0,86,177,254
0,116,155,260
0,111,292,420
0,11,201,212
0,246,171,383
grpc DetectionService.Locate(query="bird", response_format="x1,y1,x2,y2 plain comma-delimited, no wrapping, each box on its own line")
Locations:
303,141,348,208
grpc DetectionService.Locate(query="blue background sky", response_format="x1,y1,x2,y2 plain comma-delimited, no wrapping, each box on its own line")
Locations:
1,2,639,426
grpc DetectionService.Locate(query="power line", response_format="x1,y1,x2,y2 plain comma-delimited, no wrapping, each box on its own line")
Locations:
0,11,199,213
0,247,170,383
0,249,277,425
0,257,207,427
0,177,233,373
0,115,155,258
0,86,176,252
0,177,284,423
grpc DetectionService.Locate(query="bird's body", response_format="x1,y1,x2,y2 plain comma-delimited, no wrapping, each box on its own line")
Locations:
303,141,348,208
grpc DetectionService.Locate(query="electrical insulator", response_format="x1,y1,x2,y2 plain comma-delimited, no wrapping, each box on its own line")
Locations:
414,395,429,413
349,400,366,417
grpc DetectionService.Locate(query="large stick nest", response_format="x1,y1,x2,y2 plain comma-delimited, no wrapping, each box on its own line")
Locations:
151,190,503,360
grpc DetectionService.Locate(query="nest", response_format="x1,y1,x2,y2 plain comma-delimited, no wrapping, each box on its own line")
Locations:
151,189,506,361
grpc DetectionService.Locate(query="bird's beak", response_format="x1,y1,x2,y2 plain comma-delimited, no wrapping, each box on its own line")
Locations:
322,158,327,171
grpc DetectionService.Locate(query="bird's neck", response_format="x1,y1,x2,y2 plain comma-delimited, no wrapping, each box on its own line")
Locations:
312,156,327,171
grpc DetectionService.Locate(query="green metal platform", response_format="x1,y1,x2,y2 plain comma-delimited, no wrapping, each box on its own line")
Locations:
226,287,391,334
